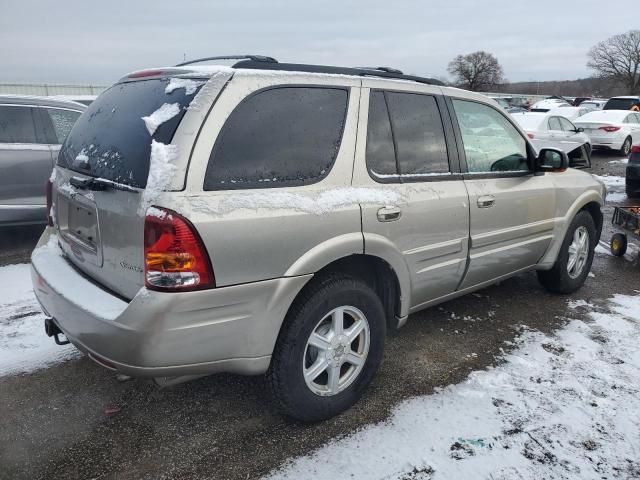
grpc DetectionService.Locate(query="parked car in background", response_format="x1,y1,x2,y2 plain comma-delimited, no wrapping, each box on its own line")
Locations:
31,58,604,422
627,145,640,198
530,98,571,112
573,110,640,156
572,97,591,106
0,95,85,226
579,100,606,110
603,96,640,111
547,106,596,122
511,111,592,168
491,97,510,109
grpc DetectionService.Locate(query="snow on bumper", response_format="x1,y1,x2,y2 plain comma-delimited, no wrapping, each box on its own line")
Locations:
31,228,310,377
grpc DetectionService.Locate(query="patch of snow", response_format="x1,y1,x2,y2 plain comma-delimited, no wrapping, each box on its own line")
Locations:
371,171,453,179
49,168,57,182
189,188,406,216
606,191,627,203
265,293,640,480
75,152,89,163
146,206,172,220
138,140,178,216
141,103,181,136
165,78,205,95
593,174,625,188
0,262,79,377
608,158,628,165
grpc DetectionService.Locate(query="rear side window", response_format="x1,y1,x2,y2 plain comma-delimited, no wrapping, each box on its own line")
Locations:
58,78,204,188
45,108,82,143
559,117,575,131
604,98,639,110
204,87,348,190
0,105,38,143
366,90,449,182
548,117,562,131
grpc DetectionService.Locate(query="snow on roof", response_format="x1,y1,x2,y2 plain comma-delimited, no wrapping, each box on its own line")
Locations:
575,110,631,123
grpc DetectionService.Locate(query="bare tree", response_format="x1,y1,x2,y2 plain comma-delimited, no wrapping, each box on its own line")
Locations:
588,30,640,95
447,51,504,91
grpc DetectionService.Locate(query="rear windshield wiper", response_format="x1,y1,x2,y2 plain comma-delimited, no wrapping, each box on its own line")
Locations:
69,176,139,193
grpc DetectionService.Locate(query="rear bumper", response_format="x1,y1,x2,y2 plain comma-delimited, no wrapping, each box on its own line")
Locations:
31,228,311,377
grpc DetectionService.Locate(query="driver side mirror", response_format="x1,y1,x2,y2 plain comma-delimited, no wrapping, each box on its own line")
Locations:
535,148,569,173
573,127,584,133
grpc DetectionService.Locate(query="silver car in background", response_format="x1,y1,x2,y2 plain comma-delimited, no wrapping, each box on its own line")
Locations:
31,57,605,421
0,95,84,226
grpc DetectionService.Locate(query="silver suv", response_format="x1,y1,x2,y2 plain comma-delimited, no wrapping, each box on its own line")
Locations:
31,56,605,421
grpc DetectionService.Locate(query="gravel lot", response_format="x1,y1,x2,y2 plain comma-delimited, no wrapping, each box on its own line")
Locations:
0,151,638,480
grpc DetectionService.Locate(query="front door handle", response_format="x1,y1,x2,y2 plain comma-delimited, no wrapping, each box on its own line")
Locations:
477,195,495,208
377,206,402,222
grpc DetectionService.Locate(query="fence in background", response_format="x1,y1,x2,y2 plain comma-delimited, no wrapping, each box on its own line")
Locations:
0,83,109,96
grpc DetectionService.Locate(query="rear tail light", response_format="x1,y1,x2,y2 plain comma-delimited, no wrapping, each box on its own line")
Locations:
46,179,53,226
143,207,214,291
631,145,640,154
598,126,621,132
527,133,535,139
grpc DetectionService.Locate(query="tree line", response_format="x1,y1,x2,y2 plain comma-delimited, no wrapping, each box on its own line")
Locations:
446,30,640,97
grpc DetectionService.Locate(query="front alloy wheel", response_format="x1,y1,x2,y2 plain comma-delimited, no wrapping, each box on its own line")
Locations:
567,226,590,279
303,306,370,396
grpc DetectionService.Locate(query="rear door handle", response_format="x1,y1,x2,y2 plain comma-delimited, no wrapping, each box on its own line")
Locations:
377,206,402,222
477,195,495,208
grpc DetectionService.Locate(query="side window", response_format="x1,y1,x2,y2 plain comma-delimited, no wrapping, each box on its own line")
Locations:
548,117,562,131
385,92,449,175
204,87,348,190
559,117,575,131
634,113,640,123
46,109,82,144
452,99,529,173
366,91,396,179
0,105,38,143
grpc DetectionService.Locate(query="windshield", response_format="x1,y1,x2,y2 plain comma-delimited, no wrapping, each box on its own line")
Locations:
58,77,204,188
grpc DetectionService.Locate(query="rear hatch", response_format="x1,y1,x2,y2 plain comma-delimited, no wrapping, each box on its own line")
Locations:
52,72,218,299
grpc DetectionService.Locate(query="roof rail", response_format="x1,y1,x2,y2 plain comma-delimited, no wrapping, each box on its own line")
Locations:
356,66,404,74
175,55,278,67
232,60,444,86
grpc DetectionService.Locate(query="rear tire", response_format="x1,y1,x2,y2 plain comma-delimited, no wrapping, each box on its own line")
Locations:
267,273,386,422
610,233,628,257
537,211,596,294
620,136,632,156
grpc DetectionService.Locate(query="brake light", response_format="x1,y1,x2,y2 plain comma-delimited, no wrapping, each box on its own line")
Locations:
527,133,535,139
128,70,164,79
143,207,214,291
631,145,640,153
598,126,621,132
46,179,53,226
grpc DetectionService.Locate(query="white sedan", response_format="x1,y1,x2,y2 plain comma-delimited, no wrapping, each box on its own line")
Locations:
546,106,596,122
530,98,571,112
511,111,590,146
573,110,640,156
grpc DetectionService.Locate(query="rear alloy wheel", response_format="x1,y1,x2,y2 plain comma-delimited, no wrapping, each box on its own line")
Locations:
537,211,596,294
268,273,386,422
621,136,632,156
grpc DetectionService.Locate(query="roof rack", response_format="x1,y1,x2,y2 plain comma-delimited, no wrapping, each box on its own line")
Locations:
175,55,278,67
232,59,444,86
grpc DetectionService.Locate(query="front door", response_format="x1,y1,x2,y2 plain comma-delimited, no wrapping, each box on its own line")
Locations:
356,84,470,310
448,98,556,289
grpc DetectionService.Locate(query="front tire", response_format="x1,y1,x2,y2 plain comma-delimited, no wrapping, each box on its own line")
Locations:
267,273,386,422
537,211,596,294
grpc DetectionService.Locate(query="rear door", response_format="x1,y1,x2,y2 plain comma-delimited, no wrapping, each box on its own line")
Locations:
357,84,470,309
0,104,50,211
448,97,556,289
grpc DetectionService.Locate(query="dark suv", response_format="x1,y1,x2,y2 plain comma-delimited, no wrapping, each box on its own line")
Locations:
627,145,640,198
0,95,85,226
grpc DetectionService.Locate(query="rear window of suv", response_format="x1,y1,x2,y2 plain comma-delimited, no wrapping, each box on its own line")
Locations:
604,98,640,110
58,78,204,188
204,86,348,190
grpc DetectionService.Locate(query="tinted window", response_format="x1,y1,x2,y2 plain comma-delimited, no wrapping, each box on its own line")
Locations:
0,105,38,143
604,98,639,110
559,117,575,131
366,91,396,179
58,78,203,188
452,100,529,173
386,92,449,176
46,108,82,143
204,87,348,191
548,117,562,131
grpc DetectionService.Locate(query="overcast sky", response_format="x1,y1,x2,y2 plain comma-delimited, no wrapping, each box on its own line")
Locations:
0,0,637,85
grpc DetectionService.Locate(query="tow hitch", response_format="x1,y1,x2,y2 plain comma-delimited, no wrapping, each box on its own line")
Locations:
44,318,70,345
